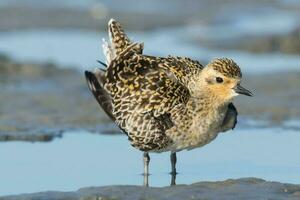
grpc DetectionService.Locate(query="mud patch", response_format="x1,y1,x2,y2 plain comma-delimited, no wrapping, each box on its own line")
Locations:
0,55,117,141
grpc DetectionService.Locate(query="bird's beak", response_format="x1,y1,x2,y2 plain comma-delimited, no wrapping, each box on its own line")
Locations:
234,84,253,97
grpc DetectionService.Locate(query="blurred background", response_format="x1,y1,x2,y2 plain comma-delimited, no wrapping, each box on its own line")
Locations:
0,0,300,197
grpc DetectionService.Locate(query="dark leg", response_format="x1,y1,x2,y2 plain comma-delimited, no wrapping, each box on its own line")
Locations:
170,152,177,175
143,152,150,186
170,152,177,186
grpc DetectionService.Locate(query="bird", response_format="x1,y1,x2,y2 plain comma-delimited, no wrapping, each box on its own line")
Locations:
85,19,252,186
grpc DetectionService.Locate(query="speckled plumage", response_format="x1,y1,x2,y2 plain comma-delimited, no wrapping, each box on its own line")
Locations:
209,58,242,78
85,19,249,154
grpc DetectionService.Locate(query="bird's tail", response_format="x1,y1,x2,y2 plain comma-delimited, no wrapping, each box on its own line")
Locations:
102,18,143,65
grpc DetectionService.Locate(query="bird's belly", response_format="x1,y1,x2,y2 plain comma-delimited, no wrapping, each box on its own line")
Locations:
167,128,219,152
166,114,225,152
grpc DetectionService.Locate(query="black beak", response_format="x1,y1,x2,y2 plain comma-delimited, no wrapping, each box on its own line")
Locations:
234,84,253,97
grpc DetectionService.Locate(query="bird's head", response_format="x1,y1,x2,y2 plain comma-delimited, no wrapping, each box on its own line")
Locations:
194,58,252,103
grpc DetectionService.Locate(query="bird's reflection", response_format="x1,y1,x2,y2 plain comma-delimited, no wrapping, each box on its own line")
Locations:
170,172,177,186
143,172,177,187
143,173,149,187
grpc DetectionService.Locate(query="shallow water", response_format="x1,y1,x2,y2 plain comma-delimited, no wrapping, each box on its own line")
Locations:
1,127,300,196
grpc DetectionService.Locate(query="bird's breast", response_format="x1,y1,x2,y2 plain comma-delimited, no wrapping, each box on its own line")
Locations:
167,105,227,152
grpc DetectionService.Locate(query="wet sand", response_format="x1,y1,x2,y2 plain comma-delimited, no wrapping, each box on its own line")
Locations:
1,178,300,200
0,55,114,141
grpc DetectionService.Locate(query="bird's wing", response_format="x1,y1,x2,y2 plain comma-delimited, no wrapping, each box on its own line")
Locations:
104,44,198,117
103,45,203,151
221,103,238,132
85,69,115,121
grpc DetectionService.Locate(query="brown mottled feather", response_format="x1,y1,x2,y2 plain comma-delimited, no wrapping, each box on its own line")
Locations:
103,43,205,151
108,19,143,55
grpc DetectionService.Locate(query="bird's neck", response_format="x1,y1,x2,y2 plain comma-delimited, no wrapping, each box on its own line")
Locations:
189,93,229,113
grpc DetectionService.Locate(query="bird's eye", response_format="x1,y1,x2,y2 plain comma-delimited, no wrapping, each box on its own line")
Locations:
216,77,223,83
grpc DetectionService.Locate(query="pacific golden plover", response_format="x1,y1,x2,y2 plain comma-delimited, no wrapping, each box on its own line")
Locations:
85,19,252,185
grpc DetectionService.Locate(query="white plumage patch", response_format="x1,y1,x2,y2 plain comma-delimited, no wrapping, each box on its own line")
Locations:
102,38,115,65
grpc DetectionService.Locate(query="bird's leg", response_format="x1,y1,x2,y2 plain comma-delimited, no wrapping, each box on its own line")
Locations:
143,152,150,186
170,152,177,175
170,152,177,186
143,152,150,175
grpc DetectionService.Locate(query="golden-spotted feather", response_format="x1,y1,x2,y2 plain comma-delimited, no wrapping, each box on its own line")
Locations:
108,19,143,56
103,43,205,151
